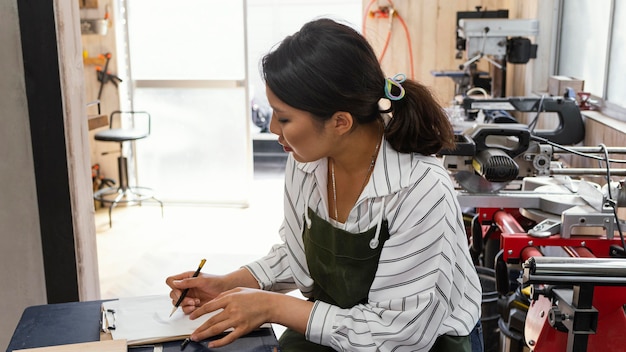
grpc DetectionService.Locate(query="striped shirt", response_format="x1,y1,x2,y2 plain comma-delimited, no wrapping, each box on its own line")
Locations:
245,138,482,351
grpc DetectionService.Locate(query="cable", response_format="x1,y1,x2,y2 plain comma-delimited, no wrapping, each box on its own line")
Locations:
527,94,546,133
362,0,415,79
377,8,394,64
528,135,626,253
394,11,415,79
528,135,626,251
530,135,626,164
601,144,614,199
465,87,490,98
599,143,626,252
362,0,377,36
363,1,393,65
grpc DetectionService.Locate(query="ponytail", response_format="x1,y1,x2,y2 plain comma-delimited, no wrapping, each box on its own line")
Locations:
384,79,455,155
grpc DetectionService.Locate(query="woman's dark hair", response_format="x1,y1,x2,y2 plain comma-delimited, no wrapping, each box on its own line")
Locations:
262,18,454,155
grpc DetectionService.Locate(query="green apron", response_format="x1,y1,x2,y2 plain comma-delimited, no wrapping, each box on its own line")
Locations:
278,208,470,352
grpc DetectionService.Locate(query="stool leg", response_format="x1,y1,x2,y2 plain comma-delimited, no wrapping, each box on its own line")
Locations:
94,144,163,227
154,196,164,218
108,189,125,228
101,155,131,228
118,156,129,191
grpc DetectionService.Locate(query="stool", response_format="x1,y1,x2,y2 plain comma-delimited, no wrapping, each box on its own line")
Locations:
93,110,163,227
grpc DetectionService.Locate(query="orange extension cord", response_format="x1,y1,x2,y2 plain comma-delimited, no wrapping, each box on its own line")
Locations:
362,0,415,79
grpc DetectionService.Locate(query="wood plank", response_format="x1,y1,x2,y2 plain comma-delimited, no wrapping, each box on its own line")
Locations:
14,339,126,352
56,0,102,301
88,114,108,130
79,0,99,9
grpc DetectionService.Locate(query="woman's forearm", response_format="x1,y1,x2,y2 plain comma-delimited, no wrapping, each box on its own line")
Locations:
224,268,313,334
268,292,314,334
224,267,262,290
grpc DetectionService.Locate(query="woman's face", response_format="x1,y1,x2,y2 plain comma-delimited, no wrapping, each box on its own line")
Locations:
267,87,331,163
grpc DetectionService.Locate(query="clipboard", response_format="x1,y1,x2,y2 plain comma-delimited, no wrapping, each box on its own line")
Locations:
101,295,216,345
100,295,272,346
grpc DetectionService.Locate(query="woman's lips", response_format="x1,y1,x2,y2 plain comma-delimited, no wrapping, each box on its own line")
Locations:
278,139,292,152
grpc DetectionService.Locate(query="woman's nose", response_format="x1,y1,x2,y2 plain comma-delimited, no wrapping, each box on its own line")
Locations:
269,114,279,135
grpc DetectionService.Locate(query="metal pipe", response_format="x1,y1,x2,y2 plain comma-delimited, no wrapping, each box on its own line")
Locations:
521,246,543,262
494,210,526,234
525,257,626,277
556,146,626,154
550,168,626,176
562,246,595,258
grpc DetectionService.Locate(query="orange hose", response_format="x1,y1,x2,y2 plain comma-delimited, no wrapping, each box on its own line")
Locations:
378,30,392,64
395,13,414,79
362,0,377,36
362,0,414,79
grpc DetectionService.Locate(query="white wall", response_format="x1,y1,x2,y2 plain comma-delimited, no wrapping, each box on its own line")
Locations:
0,0,48,349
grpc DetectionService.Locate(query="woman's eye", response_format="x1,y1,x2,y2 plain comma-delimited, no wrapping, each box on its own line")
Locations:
271,112,288,123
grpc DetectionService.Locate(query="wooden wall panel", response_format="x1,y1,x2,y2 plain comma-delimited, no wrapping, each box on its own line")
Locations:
363,0,538,105
80,2,120,188
573,113,626,173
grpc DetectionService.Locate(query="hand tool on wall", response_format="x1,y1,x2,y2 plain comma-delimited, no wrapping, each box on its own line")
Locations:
96,52,122,100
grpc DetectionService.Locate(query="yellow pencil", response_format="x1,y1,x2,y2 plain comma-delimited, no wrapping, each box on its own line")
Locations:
169,259,206,317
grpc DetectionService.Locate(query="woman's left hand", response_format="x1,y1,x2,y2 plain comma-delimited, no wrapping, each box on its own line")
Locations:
188,287,276,348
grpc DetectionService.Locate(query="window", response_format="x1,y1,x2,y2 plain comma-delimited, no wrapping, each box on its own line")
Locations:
606,1,626,105
557,0,626,120
246,0,363,115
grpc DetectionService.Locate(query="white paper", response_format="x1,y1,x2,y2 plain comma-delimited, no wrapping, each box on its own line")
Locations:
102,295,219,345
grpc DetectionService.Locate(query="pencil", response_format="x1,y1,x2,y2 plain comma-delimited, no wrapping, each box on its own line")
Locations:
170,258,206,317
180,337,192,350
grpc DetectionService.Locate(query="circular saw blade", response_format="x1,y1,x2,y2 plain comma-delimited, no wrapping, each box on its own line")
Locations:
454,170,509,193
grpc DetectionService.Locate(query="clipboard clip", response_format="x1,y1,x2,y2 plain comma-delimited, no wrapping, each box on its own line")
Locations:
101,308,117,332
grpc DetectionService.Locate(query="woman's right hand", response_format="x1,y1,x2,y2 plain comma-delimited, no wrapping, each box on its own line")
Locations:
166,272,226,315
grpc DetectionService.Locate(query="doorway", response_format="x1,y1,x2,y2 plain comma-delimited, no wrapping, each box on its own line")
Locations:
96,0,362,299
117,0,362,205
121,0,251,205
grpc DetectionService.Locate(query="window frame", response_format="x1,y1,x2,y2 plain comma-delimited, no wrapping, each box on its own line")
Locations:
554,0,626,121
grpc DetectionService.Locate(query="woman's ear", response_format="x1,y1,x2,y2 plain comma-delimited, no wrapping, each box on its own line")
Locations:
330,111,353,135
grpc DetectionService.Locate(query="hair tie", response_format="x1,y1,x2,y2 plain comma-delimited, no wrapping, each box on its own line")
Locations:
384,73,406,101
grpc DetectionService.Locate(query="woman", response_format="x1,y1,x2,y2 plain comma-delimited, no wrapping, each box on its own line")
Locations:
166,18,482,352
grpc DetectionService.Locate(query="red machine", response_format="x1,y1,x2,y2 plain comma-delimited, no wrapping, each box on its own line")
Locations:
490,208,626,352
439,101,626,351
